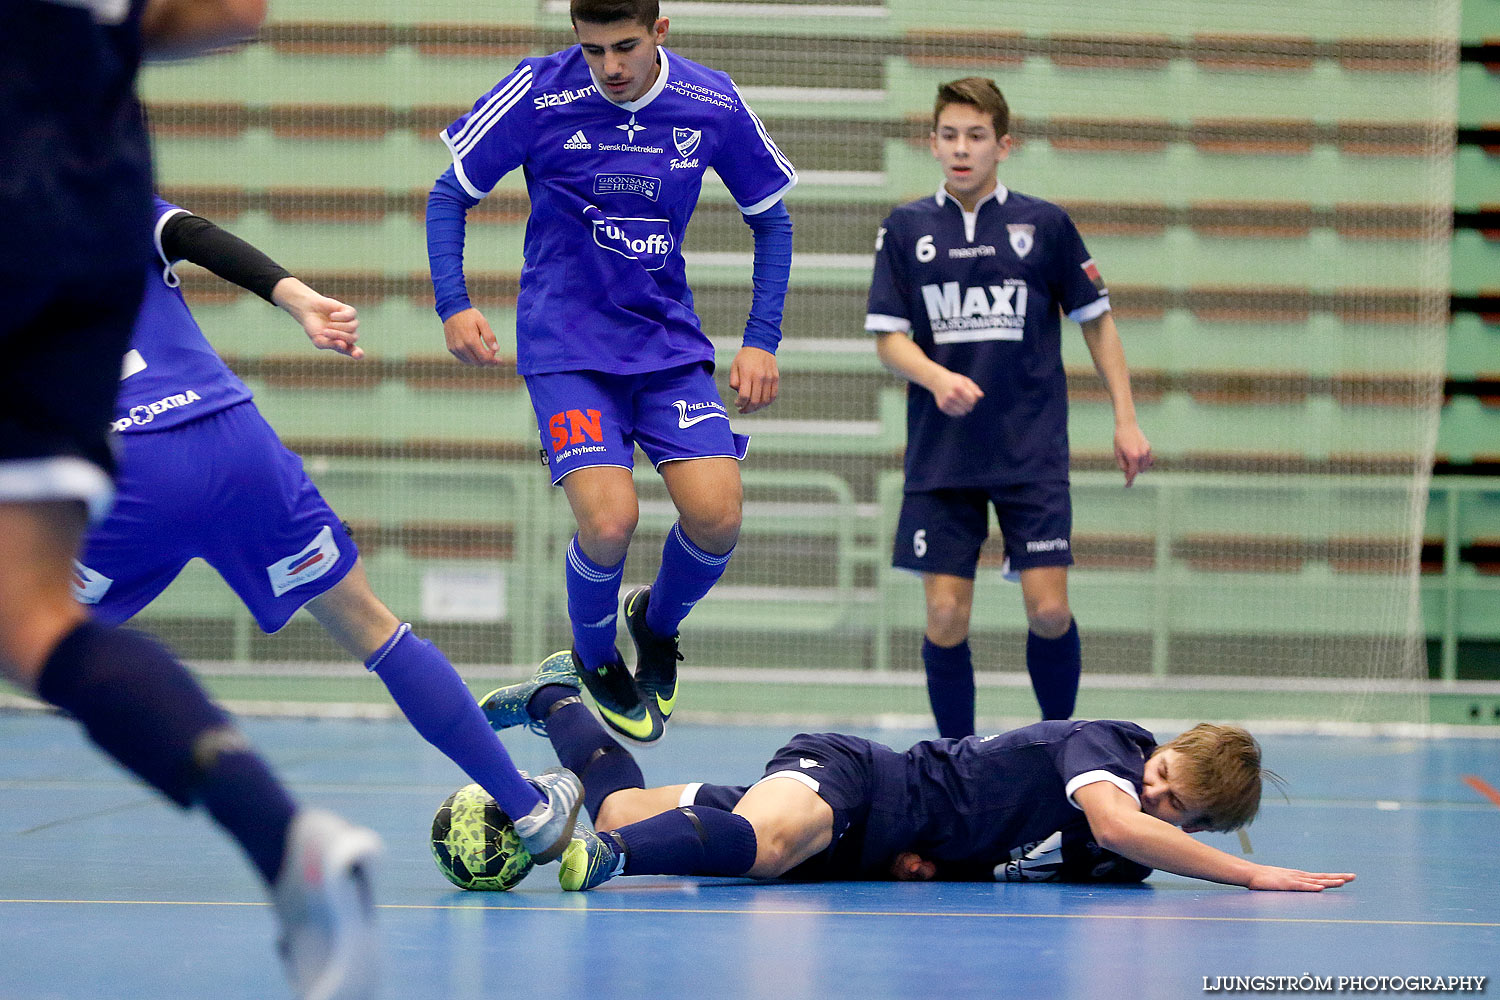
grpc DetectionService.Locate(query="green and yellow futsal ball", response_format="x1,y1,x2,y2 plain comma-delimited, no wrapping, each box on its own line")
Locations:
430,783,534,891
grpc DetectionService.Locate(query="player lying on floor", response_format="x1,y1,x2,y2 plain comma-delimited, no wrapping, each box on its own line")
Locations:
482,652,1355,892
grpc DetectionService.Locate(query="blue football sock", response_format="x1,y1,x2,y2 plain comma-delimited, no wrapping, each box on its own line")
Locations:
529,684,642,821
367,624,541,820
615,806,757,876
645,521,733,638
36,621,296,884
922,637,976,739
1026,619,1081,720
565,535,625,670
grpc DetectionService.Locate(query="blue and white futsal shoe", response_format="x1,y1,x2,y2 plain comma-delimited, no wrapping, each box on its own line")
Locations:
479,650,582,735
512,766,584,864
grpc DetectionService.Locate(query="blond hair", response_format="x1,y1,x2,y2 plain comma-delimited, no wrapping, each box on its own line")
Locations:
1153,723,1267,832
933,77,1010,138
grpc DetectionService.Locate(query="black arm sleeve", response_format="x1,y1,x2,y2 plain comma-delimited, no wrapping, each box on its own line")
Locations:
159,212,293,304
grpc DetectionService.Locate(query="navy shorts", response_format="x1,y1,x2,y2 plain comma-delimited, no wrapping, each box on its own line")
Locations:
685,732,879,879
0,269,145,520
73,401,358,632
892,480,1073,579
525,362,749,484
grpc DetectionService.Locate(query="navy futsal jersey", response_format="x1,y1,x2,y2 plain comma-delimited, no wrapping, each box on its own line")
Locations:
440,45,796,377
111,199,254,434
857,719,1157,876
865,185,1110,490
1,0,152,281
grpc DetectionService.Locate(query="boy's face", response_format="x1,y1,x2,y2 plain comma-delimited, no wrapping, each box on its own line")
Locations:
575,17,669,104
1141,749,1211,833
930,103,1011,207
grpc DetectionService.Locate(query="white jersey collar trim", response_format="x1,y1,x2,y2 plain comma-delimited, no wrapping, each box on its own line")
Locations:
591,46,672,112
934,182,1009,210
936,183,1009,242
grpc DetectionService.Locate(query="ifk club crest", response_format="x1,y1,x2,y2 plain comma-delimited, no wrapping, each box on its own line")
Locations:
673,127,702,158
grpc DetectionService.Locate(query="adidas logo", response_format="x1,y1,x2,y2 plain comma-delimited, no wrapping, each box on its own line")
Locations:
564,130,591,150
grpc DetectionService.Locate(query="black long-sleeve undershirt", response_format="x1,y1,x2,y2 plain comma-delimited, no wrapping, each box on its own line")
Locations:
159,211,292,303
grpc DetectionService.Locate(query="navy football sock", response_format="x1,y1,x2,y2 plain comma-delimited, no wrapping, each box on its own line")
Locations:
615,806,757,877
530,684,642,821
1026,619,1081,720
36,621,295,884
645,521,733,638
368,624,541,819
922,637,975,739
564,535,625,671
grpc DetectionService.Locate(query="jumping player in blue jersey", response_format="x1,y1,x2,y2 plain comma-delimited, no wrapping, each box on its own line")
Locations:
77,196,584,866
866,78,1154,738
480,653,1355,893
426,0,795,746
1,4,385,999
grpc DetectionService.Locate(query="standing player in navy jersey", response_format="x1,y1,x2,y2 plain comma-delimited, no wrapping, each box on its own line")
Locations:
866,78,1153,737
75,196,583,865
427,0,795,746
1,4,387,998
480,653,1355,893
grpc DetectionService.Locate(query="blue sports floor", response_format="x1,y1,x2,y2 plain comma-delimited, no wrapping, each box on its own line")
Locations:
2,712,1497,1000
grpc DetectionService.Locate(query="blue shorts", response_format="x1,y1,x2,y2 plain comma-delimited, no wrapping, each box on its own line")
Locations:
525,362,749,485
892,481,1073,579
74,401,358,632
686,732,880,880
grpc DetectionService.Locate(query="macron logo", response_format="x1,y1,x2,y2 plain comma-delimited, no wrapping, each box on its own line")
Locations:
798,759,824,770
564,130,591,150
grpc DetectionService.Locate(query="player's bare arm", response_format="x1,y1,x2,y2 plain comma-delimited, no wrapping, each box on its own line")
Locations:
270,278,363,360
729,346,780,414
875,330,984,417
140,0,265,56
1074,781,1354,891
443,307,501,367
1080,312,1152,486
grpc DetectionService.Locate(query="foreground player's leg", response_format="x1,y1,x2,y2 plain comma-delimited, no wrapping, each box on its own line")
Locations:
921,573,977,739
1019,566,1079,720
3,504,380,1000
561,467,659,743
306,564,579,862
3,503,295,884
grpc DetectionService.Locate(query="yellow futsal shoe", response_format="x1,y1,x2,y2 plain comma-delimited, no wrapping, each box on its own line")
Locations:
577,651,664,745
622,585,682,729
559,828,627,891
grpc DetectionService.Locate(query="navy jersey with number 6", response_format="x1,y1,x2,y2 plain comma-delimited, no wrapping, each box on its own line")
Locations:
441,46,796,377
865,186,1110,490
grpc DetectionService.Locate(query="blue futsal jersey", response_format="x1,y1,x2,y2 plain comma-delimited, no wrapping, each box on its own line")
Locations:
866,186,1110,490
854,719,1156,875
441,46,796,377
112,199,254,434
